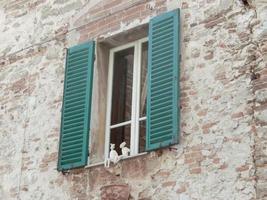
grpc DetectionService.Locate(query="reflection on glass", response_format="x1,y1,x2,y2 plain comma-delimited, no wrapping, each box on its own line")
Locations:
110,125,131,155
140,42,148,118
139,120,146,153
111,47,134,125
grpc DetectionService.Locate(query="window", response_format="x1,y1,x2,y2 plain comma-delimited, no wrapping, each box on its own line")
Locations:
57,9,181,171
105,38,148,158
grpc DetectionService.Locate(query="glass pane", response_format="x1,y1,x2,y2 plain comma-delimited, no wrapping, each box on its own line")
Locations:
140,42,148,118
111,47,134,125
110,125,131,155
139,120,146,153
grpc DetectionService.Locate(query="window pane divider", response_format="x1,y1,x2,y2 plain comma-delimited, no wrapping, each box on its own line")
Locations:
139,116,147,121
110,120,132,129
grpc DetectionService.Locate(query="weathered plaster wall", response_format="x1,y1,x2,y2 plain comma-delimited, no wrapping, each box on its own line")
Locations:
0,0,266,199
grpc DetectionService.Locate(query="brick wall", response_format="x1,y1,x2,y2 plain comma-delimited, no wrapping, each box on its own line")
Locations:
0,0,266,199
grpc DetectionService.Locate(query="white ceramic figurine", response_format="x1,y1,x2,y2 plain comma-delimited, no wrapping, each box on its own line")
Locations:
104,143,119,167
120,141,130,158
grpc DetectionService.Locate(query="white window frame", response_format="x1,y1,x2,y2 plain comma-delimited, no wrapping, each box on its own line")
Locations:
104,37,148,160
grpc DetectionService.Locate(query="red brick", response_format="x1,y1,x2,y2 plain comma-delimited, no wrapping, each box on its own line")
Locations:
182,2,189,9
204,17,226,29
213,158,220,164
219,163,228,170
190,168,201,174
236,165,249,172
176,184,186,193
202,122,217,130
204,51,214,60
197,109,208,117
231,112,244,119
162,181,176,188
103,0,123,9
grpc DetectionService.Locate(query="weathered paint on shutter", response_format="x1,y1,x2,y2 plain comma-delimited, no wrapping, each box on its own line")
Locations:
146,9,180,151
57,41,95,171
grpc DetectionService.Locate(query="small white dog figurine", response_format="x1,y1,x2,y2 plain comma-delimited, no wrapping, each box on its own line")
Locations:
120,141,130,158
104,143,119,167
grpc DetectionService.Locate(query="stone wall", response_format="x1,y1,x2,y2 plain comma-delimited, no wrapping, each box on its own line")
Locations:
0,0,266,199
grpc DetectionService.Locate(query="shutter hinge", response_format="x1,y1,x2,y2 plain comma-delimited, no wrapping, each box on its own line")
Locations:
61,170,70,175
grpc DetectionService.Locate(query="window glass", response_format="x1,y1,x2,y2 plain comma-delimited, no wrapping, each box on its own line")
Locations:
110,125,131,155
139,120,146,153
140,42,148,118
111,47,134,125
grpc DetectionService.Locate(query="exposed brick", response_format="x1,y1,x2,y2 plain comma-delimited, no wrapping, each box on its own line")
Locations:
236,165,250,172
190,168,201,174
162,181,176,188
231,112,244,119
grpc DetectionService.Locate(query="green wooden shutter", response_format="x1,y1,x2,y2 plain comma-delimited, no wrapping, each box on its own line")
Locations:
146,9,180,151
57,41,95,171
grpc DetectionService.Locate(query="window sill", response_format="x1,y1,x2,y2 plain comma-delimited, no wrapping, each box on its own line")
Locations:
85,152,148,169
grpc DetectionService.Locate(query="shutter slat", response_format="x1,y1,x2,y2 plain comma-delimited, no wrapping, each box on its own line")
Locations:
68,48,88,58
64,104,85,113
62,133,83,141
152,59,172,69
58,41,95,171
63,108,85,117
146,9,180,151
150,110,172,119
67,73,87,82
62,152,82,160
64,121,84,130
150,135,173,144
150,123,173,133
65,85,87,94
62,131,83,139
152,65,173,75
151,91,172,102
67,67,88,78
68,63,89,70
61,158,81,165
68,57,89,66
151,95,172,104
152,25,173,37
66,82,87,91
151,77,173,88
150,100,172,112
66,78,87,88
151,72,172,83
152,33,173,45
151,115,172,125
152,17,173,29
151,85,172,96
64,99,86,108
151,118,173,129
61,143,83,152
68,52,89,63
64,91,86,101
62,138,84,147
67,62,88,71
152,37,173,47
152,50,174,61
63,112,83,121
68,66,87,74
152,55,173,65
63,125,84,133
67,70,88,80
152,45,173,55
68,50,89,59
150,130,172,138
